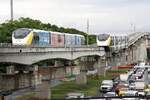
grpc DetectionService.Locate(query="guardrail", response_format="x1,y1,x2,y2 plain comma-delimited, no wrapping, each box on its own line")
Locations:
0,43,99,48
128,32,148,47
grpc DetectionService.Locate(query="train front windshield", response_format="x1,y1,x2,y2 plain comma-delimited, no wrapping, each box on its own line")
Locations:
97,34,109,41
14,29,30,39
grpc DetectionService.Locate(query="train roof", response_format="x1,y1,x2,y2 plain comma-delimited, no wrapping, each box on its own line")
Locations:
14,28,85,37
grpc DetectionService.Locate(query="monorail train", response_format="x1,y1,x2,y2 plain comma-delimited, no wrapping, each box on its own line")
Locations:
12,28,85,46
96,33,128,47
96,34,111,47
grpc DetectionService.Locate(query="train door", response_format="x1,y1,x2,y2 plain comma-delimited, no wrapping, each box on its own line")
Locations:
32,32,39,45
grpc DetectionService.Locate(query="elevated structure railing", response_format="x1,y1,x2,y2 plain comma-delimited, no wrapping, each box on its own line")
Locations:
111,32,149,52
128,32,149,47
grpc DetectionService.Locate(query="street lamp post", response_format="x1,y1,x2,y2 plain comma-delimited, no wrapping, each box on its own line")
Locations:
10,0,14,21
86,19,89,45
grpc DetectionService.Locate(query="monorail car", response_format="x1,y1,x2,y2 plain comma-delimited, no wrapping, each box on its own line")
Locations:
12,28,85,46
96,33,128,48
96,34,111,47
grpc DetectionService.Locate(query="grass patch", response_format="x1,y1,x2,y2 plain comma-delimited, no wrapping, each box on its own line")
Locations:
51,75,113,99
15,92,36,100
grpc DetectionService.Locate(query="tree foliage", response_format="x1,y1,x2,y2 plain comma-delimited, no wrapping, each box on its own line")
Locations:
0,17,96,44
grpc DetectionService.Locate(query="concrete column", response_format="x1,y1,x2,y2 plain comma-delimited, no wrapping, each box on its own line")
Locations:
28,71,33,87
54,60,64,67
76,57,88,85
6,65,14,74
76,66,87,84
138,43,147,62
35,81,51,99
95,56,106,76
33,65,51,99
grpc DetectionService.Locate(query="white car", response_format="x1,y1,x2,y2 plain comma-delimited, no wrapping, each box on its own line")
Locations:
122,90,138,100
66,92,84,99
138,91,145,96
100,80,113,92
104,92,117,97
104,92,121,100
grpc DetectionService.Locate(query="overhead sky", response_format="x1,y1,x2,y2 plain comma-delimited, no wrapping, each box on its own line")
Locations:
0,0,150,34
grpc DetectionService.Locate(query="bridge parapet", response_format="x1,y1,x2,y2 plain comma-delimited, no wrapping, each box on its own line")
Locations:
0,46,105,65
0,46,104,53
128,32,149,47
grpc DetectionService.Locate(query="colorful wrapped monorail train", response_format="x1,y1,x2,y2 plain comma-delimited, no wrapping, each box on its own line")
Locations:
12,28,85,46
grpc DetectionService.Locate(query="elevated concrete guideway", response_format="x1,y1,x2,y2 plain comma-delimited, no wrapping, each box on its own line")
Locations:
0,46,105,65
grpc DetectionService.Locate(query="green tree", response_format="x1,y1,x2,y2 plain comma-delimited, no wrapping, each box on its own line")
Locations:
0,17,96,44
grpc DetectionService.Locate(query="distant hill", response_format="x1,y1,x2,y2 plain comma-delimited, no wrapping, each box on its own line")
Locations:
0,17,96,44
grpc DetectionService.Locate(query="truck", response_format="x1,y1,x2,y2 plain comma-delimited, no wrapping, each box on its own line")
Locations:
134,81,145,90
120,74,128,81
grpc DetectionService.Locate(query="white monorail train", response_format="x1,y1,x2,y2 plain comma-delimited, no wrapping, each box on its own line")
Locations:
12,28,85,46
96,33,129,48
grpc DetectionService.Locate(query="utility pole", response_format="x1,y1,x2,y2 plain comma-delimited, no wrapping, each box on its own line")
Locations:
10,0,14,21
131,23,136,32
86,19,89,45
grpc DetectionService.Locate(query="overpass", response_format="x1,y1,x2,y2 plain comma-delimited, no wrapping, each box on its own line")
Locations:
0,46,105,65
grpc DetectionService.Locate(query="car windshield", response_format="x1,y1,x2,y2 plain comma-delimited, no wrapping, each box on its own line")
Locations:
14,29,30,39
101,83,111,86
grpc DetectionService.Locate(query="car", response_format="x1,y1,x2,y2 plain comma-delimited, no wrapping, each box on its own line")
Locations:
144,88,150,93
146,92,150,96
104,92,117,97
122,90,138,100
118,88,129,96
66,92,84,99
138,91,145,96
129,83,135,90
103,92,120,100
100,85,113,92
100,80,113,92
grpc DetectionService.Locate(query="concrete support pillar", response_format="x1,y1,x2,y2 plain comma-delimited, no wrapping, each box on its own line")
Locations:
138,43,147,62
76,67,87,85
54,60,64,67
35,81,51,99
128,48,132,64
96,57,106,76
14,74,19,89
33,65,51,99
6,65,14,74
76,57,91,85
28,71,33,87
